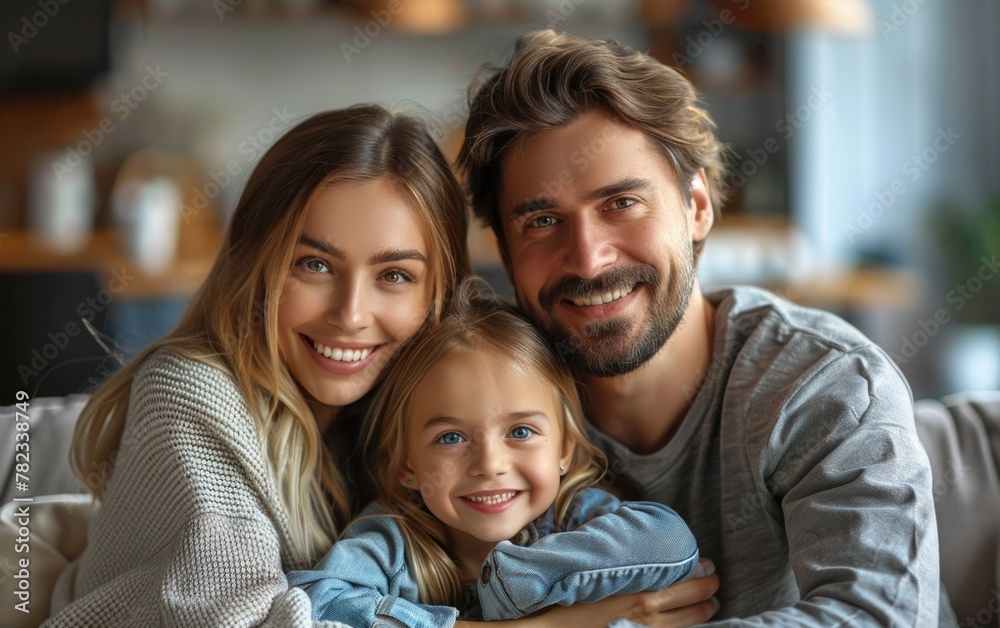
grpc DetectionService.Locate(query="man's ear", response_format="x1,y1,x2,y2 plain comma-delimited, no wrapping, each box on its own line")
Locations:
689,169,714,242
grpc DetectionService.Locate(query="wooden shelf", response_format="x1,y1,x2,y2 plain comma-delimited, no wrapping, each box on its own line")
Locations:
0,230,222,299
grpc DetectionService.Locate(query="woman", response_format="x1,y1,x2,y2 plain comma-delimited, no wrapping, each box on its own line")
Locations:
45,105,470,626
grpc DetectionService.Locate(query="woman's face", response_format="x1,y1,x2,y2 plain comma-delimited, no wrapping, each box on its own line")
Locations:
277,177,433,417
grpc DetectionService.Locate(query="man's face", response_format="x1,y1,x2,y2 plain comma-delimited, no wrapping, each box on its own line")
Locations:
498,110,713,377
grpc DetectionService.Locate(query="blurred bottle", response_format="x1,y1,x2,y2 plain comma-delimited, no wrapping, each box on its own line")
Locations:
28,152,97,253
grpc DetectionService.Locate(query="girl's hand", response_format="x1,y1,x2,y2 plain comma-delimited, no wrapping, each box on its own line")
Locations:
455,559,720,628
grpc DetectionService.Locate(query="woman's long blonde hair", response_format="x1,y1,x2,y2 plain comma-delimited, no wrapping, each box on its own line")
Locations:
70,105,471,565
361,280,606,605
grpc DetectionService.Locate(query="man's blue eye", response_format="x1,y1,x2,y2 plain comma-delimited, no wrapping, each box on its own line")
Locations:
439,432,463,445
531,216,556,228
510,426,534,440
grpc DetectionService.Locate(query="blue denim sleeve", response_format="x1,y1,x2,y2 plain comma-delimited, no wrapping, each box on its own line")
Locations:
286,504,459,628
477,488,699,621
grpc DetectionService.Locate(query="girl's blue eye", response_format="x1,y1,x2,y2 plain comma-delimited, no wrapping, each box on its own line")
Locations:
509,426,535,440
438,432,463,445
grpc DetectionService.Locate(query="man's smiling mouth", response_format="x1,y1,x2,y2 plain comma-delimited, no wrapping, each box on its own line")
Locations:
568,285,635,307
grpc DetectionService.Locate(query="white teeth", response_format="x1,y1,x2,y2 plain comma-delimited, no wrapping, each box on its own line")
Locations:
465,492,517,505
312,341,372,362
570,285,634,307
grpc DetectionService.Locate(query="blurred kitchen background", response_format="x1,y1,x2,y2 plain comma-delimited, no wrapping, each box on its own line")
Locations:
1,0,997,403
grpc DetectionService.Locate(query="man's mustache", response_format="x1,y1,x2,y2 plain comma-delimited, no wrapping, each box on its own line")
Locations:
538,265,660,312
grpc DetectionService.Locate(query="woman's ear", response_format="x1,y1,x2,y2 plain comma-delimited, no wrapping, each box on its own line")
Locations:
559,433,577,475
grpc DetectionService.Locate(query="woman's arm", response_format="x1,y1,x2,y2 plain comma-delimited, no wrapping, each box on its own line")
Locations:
45,352,331,627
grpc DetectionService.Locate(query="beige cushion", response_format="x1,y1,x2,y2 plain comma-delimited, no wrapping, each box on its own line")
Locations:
0,494,97,628
914,392,1000,626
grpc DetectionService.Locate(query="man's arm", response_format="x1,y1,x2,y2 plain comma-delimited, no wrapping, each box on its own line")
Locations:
725,346,939,625
478,488,700,621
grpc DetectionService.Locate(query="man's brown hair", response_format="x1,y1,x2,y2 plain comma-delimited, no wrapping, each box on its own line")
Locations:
458,29,729,262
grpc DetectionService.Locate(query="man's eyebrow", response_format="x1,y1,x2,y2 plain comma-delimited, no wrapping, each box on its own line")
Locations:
298,235,426,266
507,178,653,222
584,177,653,201
508,197,555,223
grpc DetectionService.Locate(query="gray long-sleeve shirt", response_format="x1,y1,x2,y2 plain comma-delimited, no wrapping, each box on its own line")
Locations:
586,286,940,625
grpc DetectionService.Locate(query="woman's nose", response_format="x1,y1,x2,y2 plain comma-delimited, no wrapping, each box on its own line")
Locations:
325,279,372,332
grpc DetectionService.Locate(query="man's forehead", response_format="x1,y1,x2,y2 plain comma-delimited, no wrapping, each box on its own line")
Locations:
497,121,678,216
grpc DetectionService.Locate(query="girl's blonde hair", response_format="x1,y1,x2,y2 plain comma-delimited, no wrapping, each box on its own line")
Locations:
361,279,606,605
70,105,471,566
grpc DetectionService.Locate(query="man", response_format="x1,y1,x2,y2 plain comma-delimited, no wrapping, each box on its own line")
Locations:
459,30,941,625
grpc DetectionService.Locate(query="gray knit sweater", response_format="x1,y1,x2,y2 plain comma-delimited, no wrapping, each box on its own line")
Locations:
44,350,347,627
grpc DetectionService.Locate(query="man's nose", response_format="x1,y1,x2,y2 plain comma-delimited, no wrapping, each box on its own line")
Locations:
561,217,618,280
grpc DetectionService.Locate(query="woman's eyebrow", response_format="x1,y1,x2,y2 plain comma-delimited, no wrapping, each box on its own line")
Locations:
369,248,427,265
298,235,426,265
298,233,346,260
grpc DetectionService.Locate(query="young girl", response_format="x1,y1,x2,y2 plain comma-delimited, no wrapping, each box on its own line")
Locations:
287,281,703,627
44,105,471,626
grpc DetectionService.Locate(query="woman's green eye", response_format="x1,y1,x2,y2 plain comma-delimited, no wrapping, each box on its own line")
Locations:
303,258,328,273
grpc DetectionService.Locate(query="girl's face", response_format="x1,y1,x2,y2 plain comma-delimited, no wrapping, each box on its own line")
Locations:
277,178,433,420
399,349,576,555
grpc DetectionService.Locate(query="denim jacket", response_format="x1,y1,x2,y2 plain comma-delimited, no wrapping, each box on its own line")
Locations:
287,488,699,627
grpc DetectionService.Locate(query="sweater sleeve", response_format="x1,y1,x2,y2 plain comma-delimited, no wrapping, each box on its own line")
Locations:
287,508,459,628
477,488,700,621
718,346,939,626
44,351,345,628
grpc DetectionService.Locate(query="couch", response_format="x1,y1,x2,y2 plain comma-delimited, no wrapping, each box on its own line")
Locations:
1,393,998,627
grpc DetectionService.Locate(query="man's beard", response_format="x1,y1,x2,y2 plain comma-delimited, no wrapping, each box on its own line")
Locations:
518,252,695,378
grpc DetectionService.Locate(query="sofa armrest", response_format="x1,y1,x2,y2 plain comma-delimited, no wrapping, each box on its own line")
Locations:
0,396,89,505
914,392,1000,624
